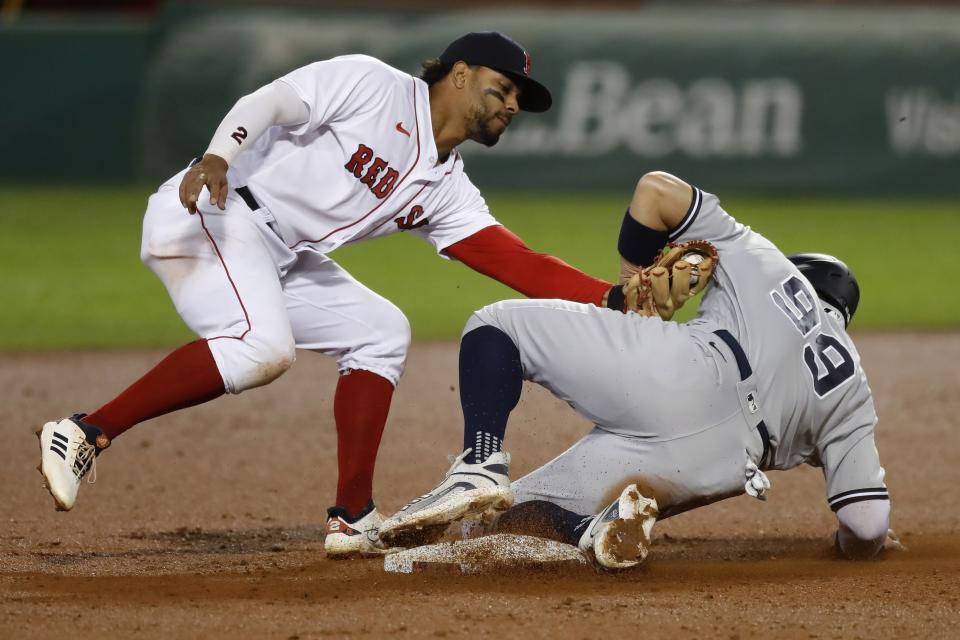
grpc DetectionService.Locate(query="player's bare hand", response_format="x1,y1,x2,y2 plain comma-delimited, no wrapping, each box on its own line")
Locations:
884,529,908,552
179,154,229,214
619,257,642,285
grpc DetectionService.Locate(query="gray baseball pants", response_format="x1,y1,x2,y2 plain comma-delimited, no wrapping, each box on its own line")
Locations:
463,299,768,517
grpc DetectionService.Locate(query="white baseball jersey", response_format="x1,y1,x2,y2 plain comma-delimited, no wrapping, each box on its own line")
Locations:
142,55,503,395
228,54,498,255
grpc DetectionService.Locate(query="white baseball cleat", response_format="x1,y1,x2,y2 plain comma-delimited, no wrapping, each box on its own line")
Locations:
378,449,513,547
35,415,110,512
324,504,393,559
578,484,659,570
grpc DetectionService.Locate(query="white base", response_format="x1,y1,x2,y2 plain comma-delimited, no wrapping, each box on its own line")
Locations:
383,534,586,574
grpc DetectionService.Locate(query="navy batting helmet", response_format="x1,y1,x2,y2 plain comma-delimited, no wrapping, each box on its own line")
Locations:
787,253,860,327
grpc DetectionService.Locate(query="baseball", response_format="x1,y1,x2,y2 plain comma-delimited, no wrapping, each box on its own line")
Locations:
682,252,704,287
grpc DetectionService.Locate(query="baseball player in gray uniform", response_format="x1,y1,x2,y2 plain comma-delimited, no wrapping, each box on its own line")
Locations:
379,171,893,568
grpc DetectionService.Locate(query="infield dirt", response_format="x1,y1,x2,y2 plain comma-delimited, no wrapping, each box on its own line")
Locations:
3,333,959,639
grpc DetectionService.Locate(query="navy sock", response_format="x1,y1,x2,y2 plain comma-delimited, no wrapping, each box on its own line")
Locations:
495,501,592,546
459,325,523,464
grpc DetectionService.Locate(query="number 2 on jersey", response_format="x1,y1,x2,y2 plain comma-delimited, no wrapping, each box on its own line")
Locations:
771,275,855,397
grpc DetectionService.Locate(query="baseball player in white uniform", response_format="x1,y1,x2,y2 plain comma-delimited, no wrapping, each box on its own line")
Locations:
379,171,894,568
35,32,619,558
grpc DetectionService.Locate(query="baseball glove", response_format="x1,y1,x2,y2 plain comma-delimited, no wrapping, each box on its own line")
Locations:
623,240,719,320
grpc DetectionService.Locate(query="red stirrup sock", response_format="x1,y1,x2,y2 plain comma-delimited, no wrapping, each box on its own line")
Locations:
84,340,226,440
334,369,394,518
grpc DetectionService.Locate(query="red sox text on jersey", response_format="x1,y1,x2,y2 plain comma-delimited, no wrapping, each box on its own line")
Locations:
344,143,431,231
344,143,400,199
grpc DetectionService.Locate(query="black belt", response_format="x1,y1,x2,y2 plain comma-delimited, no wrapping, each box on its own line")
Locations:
236,185,260,211
712,329,772,468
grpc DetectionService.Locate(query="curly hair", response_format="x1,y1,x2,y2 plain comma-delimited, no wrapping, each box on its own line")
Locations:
419,58,454,87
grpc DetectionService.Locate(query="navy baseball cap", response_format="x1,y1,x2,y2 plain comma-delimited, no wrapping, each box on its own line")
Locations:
439,31,553,113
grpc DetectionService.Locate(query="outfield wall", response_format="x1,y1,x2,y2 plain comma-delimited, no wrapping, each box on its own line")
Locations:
3,5,960,194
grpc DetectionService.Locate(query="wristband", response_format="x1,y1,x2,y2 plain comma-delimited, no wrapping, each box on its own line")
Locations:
606,284,625,311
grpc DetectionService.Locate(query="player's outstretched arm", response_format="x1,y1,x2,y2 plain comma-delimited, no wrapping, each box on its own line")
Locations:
444,225,612,305
179,81,309,213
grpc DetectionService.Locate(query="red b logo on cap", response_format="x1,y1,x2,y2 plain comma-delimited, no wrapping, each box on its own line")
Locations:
523,51,532,76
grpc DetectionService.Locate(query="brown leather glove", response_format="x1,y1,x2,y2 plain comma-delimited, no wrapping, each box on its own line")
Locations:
623,240,719,320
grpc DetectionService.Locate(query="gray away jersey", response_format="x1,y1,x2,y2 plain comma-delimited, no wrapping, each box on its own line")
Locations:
674,187,888,513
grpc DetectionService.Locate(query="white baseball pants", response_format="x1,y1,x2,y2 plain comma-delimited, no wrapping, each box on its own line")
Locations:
140,176,410,394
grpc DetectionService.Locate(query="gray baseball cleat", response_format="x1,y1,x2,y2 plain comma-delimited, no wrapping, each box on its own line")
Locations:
578,483,659,570
35,414,110,511
378,449,512,547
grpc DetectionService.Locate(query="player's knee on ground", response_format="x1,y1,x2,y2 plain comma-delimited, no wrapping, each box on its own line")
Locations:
336,301,410,386
835,500,890,559
211,331,296,394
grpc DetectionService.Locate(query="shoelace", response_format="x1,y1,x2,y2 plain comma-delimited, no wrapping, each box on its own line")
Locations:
72,439,97,485
445,448,473,475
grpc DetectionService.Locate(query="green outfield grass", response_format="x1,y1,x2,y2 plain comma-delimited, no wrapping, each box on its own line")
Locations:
0,185,957,350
